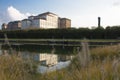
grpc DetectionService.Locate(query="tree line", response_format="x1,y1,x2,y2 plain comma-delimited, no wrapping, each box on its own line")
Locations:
0,26,120,39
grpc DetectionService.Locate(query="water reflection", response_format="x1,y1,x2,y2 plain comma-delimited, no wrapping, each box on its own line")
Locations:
38,61,71,73
0,45,74,73
34,53,58,66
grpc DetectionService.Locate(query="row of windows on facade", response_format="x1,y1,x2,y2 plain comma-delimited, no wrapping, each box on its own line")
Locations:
2,12,71,30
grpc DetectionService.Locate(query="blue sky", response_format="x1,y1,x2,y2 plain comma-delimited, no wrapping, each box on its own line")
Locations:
0,0,120,28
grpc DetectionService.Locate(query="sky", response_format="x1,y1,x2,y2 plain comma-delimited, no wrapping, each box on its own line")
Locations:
0,0,120,29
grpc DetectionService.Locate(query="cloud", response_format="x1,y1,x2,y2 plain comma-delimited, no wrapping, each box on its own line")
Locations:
0,6,33,28
7,6,30,21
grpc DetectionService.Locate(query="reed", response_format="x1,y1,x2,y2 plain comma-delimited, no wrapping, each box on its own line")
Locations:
0,54,38,80
39,42,120,80
1,40,120,80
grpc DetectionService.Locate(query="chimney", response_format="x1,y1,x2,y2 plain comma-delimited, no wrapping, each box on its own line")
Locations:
98,17,101,27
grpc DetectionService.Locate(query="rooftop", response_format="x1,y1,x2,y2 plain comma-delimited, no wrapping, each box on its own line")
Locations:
38,12,58,16
60,18,71,21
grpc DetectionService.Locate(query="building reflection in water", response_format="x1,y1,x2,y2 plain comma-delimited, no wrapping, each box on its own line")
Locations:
58,55,74,62
0,49,74,67
34,53,58,66
0,48,75,73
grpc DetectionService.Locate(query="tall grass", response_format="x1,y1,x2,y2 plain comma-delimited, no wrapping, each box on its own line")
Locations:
38,42,120,80
78,40,90,67
0,54,38,80
91,45,120,59
0,41,120,80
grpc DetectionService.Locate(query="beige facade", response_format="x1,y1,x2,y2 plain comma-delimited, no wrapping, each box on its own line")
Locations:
2,12,71,30
2,23,7,30
7,21,21,30
45,13,58,29
21,19,31,29
21,12,59,29
2,21,21,30
59,18,71,28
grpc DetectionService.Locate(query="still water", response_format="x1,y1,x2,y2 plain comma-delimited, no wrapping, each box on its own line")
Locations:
0,45,75,73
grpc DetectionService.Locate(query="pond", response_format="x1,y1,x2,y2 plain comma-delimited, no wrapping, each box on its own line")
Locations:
0,41,118,73
0,44,75,73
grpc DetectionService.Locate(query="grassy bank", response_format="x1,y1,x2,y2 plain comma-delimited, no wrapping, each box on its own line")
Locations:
0,43,120,80
0,54,39,80
38,43,120,80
